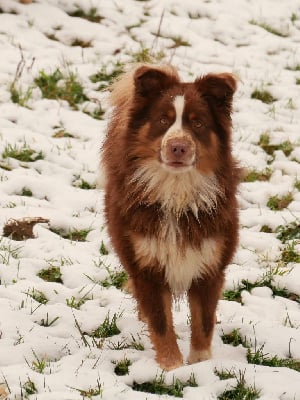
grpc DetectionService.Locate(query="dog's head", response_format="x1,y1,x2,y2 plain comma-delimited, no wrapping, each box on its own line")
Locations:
128,65,237,176
107,64,238,215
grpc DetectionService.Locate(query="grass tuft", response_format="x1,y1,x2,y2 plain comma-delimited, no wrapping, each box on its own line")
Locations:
247,345,300,371
38,266,63,283
92,313,121,338
35,69,88,109
3,143,44,162
90,62,124,90
221,329,249,347
281,242,300,264
72,378,103,398
132,373,197,397
66,295,91,309
267,193,293,210
251,89,276,104
68,7,103,23
50,227,91,242
276,221,300,242
101,269,128,289
223,274,295,303
250,20,289,37
258,133,294,157
218,371,260,400
113,358,132,376
214,368,235,380
38,313,60,327
243,168,272,182
22,378,38,396
25,288,48,304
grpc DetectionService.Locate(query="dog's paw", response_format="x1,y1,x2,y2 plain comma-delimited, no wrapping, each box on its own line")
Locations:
187,347,211,364
158,356,183,371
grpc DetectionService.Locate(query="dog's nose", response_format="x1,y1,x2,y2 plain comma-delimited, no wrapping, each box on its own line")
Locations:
170,141,188,156
163,137,195,167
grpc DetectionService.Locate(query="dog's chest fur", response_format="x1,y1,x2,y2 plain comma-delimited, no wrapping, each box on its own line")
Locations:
132,214,223,295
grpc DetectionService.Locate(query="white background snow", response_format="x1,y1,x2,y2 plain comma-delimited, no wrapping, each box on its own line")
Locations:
0,0,300,399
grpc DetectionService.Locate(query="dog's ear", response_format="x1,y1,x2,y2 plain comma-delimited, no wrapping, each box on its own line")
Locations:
195,73,237,112
134,66,178,97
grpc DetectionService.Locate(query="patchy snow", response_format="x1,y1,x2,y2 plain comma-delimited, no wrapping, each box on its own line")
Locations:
0,0,300,399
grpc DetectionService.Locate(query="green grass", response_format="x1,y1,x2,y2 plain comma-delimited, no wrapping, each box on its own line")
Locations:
267,193,293,210
100,241,109,255
169,35,191,48
258,133,295,157
72,177,96,190
247,345,300,371
223,274,293,303
66,295,90,309
3,143,44,162
221,329,249,347
0,237,22,265
91,313,121,338
10,83,33,107
35,69,88,109
51,227,91,241
243,168,272,182
72,378,103,399
214,369,235,380
26,350,50,373
24,288,48,304
52,128,75,138
68,7,103,23
251,89,276,104
107,335,145,351
101,269,128,289
287,64,300,71
281,242,300,264
70,38,92,48
218,372,260,400
260,225,273,233
21,187,33,197
39,313,60,327
250,20,289,37
296,78,300,85
129,47,165,63
90,62,124,90
276,221,300,242
22,378,38,396
132,373,197,398
113,358,132,376
38,266,63,283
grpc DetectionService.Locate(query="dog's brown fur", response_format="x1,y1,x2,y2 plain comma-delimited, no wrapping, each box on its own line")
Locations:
102,64,239,370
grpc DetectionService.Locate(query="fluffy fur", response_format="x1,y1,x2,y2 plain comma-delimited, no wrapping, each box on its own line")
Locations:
102,64,240,370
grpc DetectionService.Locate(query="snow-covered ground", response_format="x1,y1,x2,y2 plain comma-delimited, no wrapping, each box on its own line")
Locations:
0,0,300,399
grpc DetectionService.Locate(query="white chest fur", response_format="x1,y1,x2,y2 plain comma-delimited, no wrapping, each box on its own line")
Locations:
132,219,222,295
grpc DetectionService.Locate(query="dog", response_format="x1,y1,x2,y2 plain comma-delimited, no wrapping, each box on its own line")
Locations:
102,64,240,370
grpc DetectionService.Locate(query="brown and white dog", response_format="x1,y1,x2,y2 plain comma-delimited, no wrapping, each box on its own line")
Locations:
102,64,240,370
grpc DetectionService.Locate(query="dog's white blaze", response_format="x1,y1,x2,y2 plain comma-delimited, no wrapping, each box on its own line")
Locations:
172,95,185,132
160,95,196,169
162,95,185,144
133,233,220,295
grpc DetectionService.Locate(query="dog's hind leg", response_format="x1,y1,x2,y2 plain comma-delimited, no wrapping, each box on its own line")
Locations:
131,270,183,370
187,272,224,364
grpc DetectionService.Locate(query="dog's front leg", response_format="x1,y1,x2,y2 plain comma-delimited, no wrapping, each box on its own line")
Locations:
132,270,183,370
187,272,224,364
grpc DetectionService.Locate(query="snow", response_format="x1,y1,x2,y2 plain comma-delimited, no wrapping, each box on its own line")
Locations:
0,0,300,399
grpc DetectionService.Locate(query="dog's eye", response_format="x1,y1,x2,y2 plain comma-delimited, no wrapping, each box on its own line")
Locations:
192,120,203,128
160,117,169,125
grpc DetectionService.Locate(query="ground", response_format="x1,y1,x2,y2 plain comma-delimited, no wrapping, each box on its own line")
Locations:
0,0,299,399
